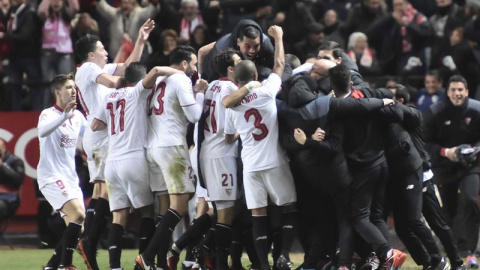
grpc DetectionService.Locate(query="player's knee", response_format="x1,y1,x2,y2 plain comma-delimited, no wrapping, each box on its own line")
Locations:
216,200,235,211
71,208,86,224
280,202,297,212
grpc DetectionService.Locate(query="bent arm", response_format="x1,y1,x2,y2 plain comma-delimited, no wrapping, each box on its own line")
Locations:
91,118,107,131
183,93,205,123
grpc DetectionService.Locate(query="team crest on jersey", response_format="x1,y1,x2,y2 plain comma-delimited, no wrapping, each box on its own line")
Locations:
225,189,232,196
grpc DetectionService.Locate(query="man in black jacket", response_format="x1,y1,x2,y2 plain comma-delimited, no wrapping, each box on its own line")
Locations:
0,139,25,219
424,75,480,264
199,19,274,82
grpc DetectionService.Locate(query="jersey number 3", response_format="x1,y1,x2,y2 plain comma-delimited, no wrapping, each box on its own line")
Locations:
244,108,268,141
148,82,166,116
106,99,126,135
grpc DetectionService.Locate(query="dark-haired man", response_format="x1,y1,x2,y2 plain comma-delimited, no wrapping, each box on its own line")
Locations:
38,74,88,270
199,19,274,81
75,19,155,270
135,45,209,270
424,75,480,267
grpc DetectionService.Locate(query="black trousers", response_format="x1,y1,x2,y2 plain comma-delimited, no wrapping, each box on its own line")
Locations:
350,161,391,258
386,167,441,266
438,173,480,254
422,179,463,267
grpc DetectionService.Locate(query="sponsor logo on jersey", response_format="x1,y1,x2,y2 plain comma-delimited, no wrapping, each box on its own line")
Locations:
60,134,77,148
225,189,232,196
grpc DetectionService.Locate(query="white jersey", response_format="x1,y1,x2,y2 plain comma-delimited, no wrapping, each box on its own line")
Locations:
224,73,288,172
146,73,197,148
75,62,117,143
200,79,238,159
95,81,150,161
37,106,88,189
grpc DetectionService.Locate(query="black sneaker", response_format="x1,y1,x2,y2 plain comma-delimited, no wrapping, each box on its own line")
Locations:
429,257,451,270
77,238,99,270
276,255,293,270
359,253,379,270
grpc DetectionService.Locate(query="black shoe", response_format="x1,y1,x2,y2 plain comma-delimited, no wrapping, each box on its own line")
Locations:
359,253,379,270
429,257,451,270
77,239,99,270
276,255,293,270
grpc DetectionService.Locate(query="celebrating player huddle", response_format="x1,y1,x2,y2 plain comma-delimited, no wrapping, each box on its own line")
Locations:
37,16,474,270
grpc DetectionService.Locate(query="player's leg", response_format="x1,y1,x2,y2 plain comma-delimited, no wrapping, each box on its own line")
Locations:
137,146,195,270
108,209,129,270
60,198,86,269
215,201,235,270
263,164,297,270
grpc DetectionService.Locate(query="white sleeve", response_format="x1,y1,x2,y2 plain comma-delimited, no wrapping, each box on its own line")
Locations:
292,63,313,75
182,93,204,123
224,109,236,135
262,73,282,98
104,63,118,76
177,75,196,106
219,83,238,101
37,110,69,138
85,62,108,83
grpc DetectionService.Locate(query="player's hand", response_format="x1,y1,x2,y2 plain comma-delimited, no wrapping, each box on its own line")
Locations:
383,98,394,106
139,19,155,42
267,25,283,40
445,147,459,162
63,101,77,120
194,79,209,94
311,127,325,142
294,128,307,145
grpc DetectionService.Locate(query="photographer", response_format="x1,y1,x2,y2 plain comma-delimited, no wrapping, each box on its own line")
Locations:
0,139,25,219
423,75,480,265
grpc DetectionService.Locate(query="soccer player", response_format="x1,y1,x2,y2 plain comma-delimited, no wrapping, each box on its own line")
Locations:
224,25,297,270
74,19,154,270
38,74,88,270
135,45,209,270
91,62,180,270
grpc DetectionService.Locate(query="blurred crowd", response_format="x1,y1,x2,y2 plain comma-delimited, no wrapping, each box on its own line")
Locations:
0,0,479,111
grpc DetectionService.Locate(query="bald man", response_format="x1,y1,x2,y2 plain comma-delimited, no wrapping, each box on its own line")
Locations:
0,139,25,219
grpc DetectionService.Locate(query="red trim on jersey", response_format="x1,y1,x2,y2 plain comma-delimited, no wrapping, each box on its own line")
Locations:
181,103,197,107
53,104,64,112
76,86,90,115
94,72,108,84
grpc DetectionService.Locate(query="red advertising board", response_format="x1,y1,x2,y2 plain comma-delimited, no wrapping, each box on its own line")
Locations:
0,111,41,216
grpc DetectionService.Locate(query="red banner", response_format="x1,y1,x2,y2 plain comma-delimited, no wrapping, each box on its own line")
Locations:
0,111,41,216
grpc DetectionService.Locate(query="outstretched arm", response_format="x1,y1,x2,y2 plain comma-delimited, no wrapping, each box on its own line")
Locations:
38,101,77,138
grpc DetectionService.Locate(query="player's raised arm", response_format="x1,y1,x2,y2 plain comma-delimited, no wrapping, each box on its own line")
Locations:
143,66,185,89
268,25,285,78
114,19,155,76
38,101,77,138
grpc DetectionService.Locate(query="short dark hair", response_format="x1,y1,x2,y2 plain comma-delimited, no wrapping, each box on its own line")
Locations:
214,49,239,77
75,34,100,62
318,41,340,51
425,69,442,81
169,45,197,66
285,54,301,69
238,25,260,41
51,73,74,95
448,75,468,89
125,62,147,84
332,48,344,59
391,84,410,103
234,60,257,86
328,64,350,95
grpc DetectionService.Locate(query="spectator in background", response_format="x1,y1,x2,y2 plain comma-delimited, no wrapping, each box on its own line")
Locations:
0,139,25,220
189,24,211,52
346,32,381,77
429,0,468,70
178,0,204,44
149,0,179,52
0,0,10,111
146,28,178,70
293,23,325,64
95,0,159,60
218,0,272,36
38,0,79,109
70,13,99,64
367,0,432,76
323,9,345,49
0,0,42,111
439,27,480,98
341,0,386,40
415,70,445,113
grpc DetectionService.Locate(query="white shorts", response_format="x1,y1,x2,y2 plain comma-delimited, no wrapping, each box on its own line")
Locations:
146,145,195,194
243,163,297,209
40,180,85,214
105,155,154,211
83,135,108,183
200,157,238,202
190,146,208,200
